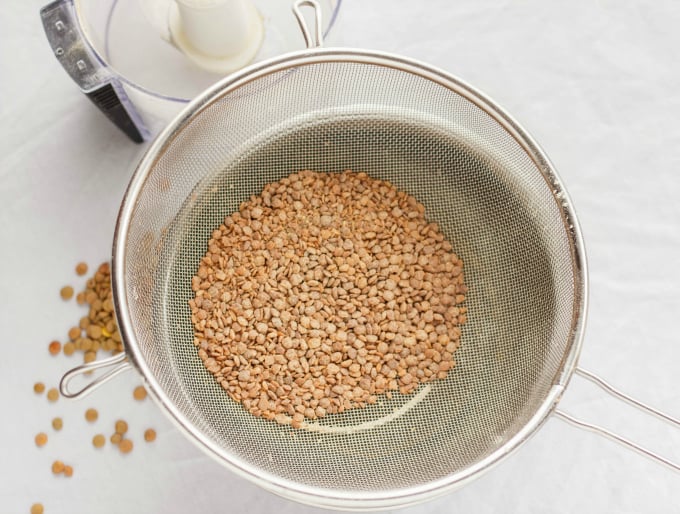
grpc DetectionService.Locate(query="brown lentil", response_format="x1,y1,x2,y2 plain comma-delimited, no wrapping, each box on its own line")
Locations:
85,408,98,422
48,340,61,356
35,433,48,447
63,465,73,478
92,434,106,448
75,262,88,276
67,326,81,341
30,503,44,514
33,382,45,394
51,460,64,474
46,388,59,403
119,439,133,454
63,342,75,356
190,170,467,425
110,433,122,445
133,386,147,401
87,325,102,340
115,420,128,434
51,417,63,431
60,286,74,301
144,428,156,442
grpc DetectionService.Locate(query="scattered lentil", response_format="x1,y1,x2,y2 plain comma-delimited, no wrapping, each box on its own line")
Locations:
35,433,48,447
75,262,88,276
51,460,64,474
67,326,81,341
119,439,133,454
46,388,59,403
33,382,45,394
60,286,74,301
133,386,147,401
144,428,156,442
110,433,122,445
51,417,63,431
48,341,61,356
63,465,73,478
115,420,128,434
30,503,44,514
85,408,98,422
190,170,467,425
63,342,75,356
92,434,106,448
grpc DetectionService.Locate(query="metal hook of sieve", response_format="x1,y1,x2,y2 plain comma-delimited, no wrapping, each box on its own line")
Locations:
555,367,680,472
293,0,324,49
59,352,132,399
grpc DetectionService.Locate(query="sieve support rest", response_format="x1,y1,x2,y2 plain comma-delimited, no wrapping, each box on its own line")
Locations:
555,367,680,472
59,352,132,399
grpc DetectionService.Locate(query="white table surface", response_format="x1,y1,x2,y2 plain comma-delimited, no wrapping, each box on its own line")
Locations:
2,1,679,512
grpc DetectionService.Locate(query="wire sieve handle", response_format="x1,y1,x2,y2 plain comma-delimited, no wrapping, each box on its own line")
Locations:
293,0,324,49
59,352,132,399
555,366,680,472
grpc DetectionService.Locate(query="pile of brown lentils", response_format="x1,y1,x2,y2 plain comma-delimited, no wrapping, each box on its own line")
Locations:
31,262,157,513
190,170,467,428
58,262,124,361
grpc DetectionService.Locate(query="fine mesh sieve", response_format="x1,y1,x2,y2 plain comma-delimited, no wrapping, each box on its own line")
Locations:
58,2,680,510
111,50,584,506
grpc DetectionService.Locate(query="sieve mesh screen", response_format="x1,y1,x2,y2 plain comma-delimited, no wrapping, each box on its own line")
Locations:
119,57,580,497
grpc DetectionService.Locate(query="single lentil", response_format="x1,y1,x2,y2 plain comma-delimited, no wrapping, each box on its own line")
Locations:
30,503,44,514
144,428,156,442
133,386,147,401
84,408,98,422
48,341,61,356
115,420,128,434
87,325,102,340
35,433,48,447
46,388,59,403
92,434,106,448
51,460,64,474
75,262,88,276
60,286,74,301
51,417,63,431
119,439,133,454
33,382,45,394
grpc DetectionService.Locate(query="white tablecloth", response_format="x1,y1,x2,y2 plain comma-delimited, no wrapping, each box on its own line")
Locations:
2,1,679,512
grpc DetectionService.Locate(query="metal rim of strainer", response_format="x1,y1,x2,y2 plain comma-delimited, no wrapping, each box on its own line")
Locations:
111,47,587,510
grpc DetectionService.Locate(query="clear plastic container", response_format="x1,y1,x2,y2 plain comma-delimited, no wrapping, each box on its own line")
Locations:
40,0,342,141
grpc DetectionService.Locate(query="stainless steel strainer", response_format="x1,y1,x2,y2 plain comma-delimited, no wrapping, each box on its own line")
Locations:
60,1,680,510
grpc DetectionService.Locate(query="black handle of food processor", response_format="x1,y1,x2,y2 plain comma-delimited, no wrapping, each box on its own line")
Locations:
84,83,146,143
40,0,149,143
